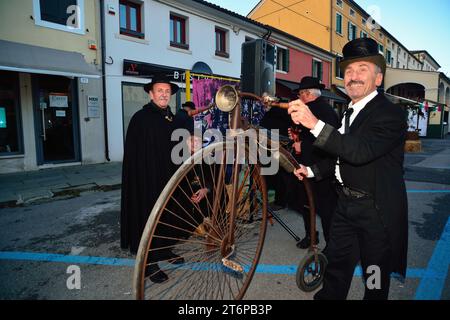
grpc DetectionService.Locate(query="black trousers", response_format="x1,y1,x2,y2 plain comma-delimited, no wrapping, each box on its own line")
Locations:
288,177,336,243
314,189,392,300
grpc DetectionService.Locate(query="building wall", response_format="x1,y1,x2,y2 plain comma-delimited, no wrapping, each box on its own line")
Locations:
0,0,105,173
0,0,100,65
104,0,264,161
248,0,331,51
275,48,331,88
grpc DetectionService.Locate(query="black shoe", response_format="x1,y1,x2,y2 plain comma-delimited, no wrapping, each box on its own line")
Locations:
296,232,319,249
145,264,168,283
164,251,185,265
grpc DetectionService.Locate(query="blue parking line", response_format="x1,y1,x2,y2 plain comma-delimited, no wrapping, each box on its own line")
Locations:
0,250,445,280
0,251,135,267
407,190,450,193
415,216,450,300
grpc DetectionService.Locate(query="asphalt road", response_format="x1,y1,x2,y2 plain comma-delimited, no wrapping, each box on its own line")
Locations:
0,139,449,301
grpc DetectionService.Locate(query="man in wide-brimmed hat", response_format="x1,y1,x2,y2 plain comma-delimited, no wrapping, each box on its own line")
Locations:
287,76,339,250
289,38,408,300
121,73,185,284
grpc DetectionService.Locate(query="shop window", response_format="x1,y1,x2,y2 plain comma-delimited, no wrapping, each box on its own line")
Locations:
0,71,22,155
120,1,144,39
33,0,85,34
335,56,344,79
170,13,189,50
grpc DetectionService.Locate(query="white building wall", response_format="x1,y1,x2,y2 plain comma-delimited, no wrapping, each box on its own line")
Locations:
103,0,262,161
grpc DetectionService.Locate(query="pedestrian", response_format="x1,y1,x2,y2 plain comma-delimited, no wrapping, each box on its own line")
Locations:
288,76,339,250
120,73,184,283
289,37,408,300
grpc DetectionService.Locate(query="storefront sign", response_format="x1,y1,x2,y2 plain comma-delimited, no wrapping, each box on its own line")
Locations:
87,96,100,118
0,107,6,128
49,95,69,108
123,60,186,81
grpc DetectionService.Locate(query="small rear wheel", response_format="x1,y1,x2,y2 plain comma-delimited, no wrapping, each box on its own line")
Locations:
296,251,328,292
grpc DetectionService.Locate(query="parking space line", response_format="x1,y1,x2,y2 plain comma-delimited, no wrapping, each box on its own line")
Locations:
0,251,444,279
415,216,450,300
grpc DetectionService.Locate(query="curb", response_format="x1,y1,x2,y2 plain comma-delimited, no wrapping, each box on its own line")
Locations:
0,183,122,209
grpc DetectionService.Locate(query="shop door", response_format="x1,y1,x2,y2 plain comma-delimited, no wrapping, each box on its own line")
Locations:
33,75,80,164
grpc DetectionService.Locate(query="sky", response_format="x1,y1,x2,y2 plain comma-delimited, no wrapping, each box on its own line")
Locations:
207,0,450,76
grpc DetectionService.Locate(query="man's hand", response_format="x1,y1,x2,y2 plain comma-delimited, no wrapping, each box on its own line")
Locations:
293,141,301,155
293,165,308,181
191,188,209,204
288,99,318,129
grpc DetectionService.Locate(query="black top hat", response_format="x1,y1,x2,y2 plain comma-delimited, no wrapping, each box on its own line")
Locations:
339,38,386,74
144,73,179,94
296,76,325,91
182,101,196,110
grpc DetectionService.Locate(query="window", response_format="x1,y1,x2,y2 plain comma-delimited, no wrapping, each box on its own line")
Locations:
119,1,144,39
336,13,343,34
33,0,85,34
276,47,289,72
386,49,392,65
312,59,323,81
360,30,368,38
362,18,367,25
348,22,357,40
0,71,23,155
392,43,395,50
215,27,229,58
170,14,188,49
336,0,343,8
335,56,344,79
378,44,384,55
379,33,383,39
350,9,355,17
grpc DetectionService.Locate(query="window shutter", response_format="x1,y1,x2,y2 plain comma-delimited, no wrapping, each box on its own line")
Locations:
285,49,290,72
348,22,351,40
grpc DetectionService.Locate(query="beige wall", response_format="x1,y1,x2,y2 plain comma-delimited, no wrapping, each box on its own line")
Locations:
385,68,440,102
249,0,332,51
0,0,100,65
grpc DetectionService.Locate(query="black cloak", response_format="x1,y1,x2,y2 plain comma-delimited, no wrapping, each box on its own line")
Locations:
120,101,178,254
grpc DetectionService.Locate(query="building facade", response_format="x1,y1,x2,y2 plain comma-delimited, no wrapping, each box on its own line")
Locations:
103,0,336,162
0,0,105,173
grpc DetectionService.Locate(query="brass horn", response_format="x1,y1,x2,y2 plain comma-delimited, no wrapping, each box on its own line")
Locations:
215,85,290,112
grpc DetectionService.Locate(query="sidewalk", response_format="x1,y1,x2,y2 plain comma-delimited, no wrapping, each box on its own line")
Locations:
0,162,122,207
0,135,449,208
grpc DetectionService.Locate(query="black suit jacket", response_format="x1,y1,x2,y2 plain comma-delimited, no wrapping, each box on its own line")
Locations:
313,93,408,277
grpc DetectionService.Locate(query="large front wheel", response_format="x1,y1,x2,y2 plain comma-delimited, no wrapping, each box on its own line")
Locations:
133,141,268,300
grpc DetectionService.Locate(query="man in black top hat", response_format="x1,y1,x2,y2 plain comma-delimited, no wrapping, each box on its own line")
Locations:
121,73,185,283
289,38,408,300
288,76,339,249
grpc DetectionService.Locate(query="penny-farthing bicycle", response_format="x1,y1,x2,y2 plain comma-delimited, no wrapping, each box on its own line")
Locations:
133,85,327,299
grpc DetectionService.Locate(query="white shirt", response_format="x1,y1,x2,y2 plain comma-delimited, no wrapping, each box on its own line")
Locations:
306,90,379,182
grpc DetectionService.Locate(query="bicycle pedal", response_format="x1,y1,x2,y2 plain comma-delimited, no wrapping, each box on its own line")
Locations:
222,258,244,273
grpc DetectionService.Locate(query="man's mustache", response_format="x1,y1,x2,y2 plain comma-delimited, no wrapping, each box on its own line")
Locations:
346,81,365,86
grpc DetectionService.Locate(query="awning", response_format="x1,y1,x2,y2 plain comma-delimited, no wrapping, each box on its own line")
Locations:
276,79,347,103
384,93,420,106
0,40,100,78
321,89,347,103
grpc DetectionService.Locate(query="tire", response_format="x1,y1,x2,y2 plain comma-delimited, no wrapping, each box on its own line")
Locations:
296,251,328,292
133,140,268,300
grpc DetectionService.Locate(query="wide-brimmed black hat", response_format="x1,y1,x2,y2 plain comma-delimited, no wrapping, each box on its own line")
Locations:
144,73,179,94
295,76,325,91
182,101,196,110
339,38,386,74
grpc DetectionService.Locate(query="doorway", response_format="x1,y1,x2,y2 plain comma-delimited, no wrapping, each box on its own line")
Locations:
33,74,80,164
